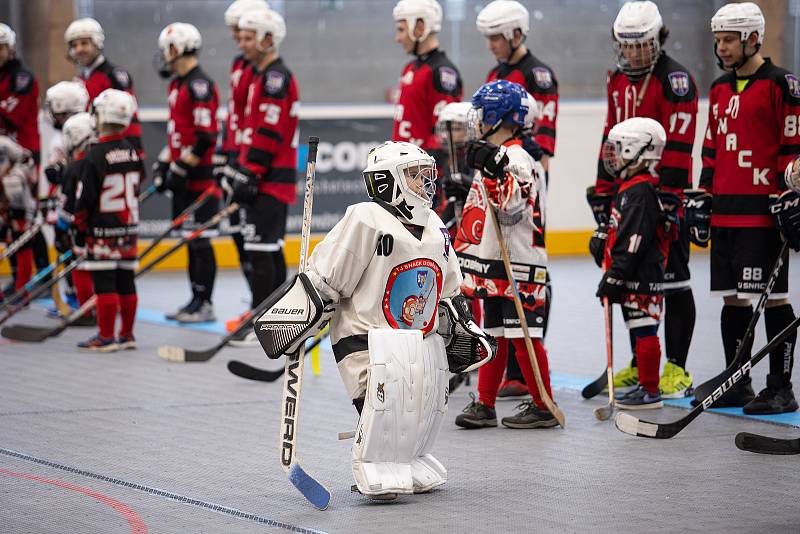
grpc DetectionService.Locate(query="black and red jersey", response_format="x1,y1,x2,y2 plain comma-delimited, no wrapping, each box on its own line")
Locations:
605,171,671,295
77,57,143,153
60,151,89,218
700,59,800,228
167,66,220,193
596,53,698,197
0,58,40,161
238,57,299,205
392,49,462,150
487,51,558,157
222,54,255,155
74,134,144,260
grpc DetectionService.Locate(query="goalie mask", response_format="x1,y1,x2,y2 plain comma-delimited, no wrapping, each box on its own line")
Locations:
602,117,666,177
44,81,90,129
62,112,97,155
363,141,437,226
612,1,665,80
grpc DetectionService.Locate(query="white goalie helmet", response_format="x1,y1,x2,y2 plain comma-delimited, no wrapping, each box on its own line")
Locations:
62,112,97,154
224,0,270,27
711,2,765,44
45,82,90,124
0,23,16,49
158,22,203,63
92,88,136,128
238,8,286,49
602,117,666,176
613,1,663,79
363,141,437,226
476,0,530,41
393,0,442,42
64,18,105,49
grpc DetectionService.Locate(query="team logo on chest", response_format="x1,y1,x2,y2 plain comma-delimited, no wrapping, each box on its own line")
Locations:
668,72,690,96
786,74,800,98
532,67,553,89
383,258,443,333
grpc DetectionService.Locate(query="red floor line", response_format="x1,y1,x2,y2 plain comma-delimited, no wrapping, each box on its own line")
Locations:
0,467,148,534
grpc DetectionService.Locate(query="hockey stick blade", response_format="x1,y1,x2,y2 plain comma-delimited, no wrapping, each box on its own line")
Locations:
735,432,800,455
582,371,607,399
288,463,331,511
227,360,285,382
157,343,219,363
1,324,58,342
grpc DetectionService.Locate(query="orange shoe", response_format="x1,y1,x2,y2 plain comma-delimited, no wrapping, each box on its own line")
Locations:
225,310,252,333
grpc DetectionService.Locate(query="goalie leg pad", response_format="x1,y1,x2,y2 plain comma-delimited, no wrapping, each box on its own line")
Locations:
352,329,449,497
254,272,334,358
437,295,497,373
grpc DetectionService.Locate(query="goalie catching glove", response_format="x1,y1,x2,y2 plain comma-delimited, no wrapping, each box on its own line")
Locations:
253,272,335,359
436,295,496,373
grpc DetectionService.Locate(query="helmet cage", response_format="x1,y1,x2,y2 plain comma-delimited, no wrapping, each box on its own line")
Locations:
613,35,661,79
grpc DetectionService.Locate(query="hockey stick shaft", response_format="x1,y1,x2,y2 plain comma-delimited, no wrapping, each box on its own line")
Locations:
228,330,329,382
593,297,615,420
693,241,788,400
481,182,565,428
138,184,157,204
138,185,215,260
0,221,43,262
0,250,73,312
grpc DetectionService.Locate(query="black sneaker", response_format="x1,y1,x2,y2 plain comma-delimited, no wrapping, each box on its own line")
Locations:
743,376,799,415
455,393,497,429
501,400,558,428
705,376,756,408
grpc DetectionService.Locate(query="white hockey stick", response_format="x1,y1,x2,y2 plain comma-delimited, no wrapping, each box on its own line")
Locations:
277,136,331,510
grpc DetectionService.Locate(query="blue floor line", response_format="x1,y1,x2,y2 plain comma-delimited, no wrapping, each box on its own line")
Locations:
135,307,227,335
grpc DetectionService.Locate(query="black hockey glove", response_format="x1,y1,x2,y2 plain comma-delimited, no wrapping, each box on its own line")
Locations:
152,160,169,193
657,190,681,231
444,179,470,203
586,185,612,226
770,190,800,252
165,160,191,193
589,224,608,268
232,166,258,205
465,140,509,181
44,161,66,186
596,271,625,304
683,189,712,247
54,220,72,254
212,152,228,184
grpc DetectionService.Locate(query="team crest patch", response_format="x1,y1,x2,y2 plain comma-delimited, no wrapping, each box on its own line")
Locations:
668,72,690,96
190,79,210,100
112,68,130,89
383,258,443,333
265,71,285,94
785,74,800,97
439,66,458,92
14,71,31,92
532,67,553,89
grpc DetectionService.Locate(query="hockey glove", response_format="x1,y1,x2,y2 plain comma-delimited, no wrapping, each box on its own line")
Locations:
589,224,608,268
521,134,544,161
44,161,66,186
770,190,800,252
165,160,191,193
212,152,228,184
683,189,712,247
232,167,258,205
54,220,73,254
586,185,612,226
596,271,626,304
657,190,681,231
152,160,169,193
465,140,509,181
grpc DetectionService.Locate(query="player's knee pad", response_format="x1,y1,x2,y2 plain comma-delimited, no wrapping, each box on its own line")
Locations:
351,328,449,497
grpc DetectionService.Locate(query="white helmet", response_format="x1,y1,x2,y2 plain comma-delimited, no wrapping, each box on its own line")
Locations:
435,102,473,150
0,136,30,164
92,89,136,128
711,2,765,44
476,0,529,41
224,0,270,27
602,117,666,176
64,18,105,49
45,82,90,125
238,8,286,49
0,23,16,49
62,112,97,154
521,91,540,130
158,23,203,62
393,0,442,43
613,1,663,78
363,141,437,226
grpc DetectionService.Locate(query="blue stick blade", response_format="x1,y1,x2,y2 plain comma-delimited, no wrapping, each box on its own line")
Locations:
288,463,331,510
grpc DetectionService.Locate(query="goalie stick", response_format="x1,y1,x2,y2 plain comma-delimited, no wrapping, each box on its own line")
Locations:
735,433,800,455
593,297,615,421
615,313,800,439
138,185,215,260
227,328,329,382
692,242,788,403
0,221,43,262
1,204,239,342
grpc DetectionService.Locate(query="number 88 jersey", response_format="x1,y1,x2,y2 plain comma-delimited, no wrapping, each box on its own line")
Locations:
74,135,145,262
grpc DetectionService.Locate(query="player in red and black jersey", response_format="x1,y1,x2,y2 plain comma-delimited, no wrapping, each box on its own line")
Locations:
73,90,143,352
477,0,557,172
392,1,463,165
153,22,221,324
64,18,143,155
699,3,798,413
591,1,698,398
227,8,297,328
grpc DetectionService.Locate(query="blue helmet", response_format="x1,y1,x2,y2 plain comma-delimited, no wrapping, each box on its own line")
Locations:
470,79,529,129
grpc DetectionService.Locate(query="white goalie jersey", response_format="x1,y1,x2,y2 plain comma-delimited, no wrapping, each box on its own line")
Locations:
306,201,463,398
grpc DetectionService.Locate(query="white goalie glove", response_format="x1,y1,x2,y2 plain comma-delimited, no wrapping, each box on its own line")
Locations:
437,295,496,373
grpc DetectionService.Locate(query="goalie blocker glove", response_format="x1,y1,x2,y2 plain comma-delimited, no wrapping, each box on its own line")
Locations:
436,295,496,373
253,273,335,358
683,189,711,247
465,140,509,180
770,190,800,252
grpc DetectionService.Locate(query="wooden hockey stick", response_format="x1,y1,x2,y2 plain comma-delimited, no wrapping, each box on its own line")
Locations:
593,297,615,421
481,182,565,428
0,221,43,262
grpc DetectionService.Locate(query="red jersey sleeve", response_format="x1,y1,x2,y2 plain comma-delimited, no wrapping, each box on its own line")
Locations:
699,87,719,194
776,72,800,190
0,64,40,159
595,71,617,196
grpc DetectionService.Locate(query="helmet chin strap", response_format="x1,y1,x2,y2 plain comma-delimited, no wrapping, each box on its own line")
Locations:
714,39,761,75
503,34,525,64
617,141,652,179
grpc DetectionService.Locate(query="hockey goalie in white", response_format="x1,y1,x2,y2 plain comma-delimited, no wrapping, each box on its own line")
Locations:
254,141,495,500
